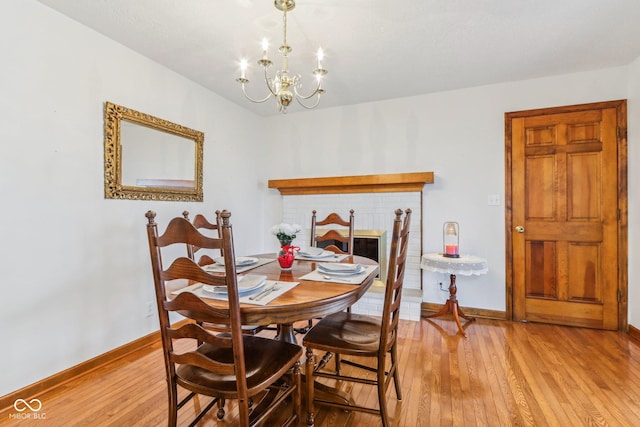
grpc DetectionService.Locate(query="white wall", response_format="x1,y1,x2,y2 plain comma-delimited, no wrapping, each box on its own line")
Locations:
1,0,638,399
0,1,266,396
262,67,633,314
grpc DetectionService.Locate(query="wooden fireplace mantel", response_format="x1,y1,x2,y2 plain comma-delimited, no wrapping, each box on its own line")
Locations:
268,172,434,195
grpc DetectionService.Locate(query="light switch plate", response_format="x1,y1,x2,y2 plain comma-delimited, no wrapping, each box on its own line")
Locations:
488,194,501,206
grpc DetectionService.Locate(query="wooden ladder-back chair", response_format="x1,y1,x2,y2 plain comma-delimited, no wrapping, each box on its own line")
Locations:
310,209,355,255
303,208,412,427
299,209,355,335
182,210,264,337
182,210,223,265
146,210,302,426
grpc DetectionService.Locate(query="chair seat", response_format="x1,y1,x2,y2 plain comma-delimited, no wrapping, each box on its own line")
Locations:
177,336,303,398
303,311,384,356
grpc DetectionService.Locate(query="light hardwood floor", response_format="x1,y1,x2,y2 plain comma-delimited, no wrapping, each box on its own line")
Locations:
2,317,640,426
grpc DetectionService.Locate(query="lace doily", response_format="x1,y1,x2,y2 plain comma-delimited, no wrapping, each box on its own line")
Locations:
420,253,488,276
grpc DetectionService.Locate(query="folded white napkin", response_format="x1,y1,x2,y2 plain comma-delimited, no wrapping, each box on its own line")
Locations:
295,252,348,263
298,264,378,285
203,258,276,273
318,263,363,273
172,280,299,306
202,274,266,294
212,256,258,266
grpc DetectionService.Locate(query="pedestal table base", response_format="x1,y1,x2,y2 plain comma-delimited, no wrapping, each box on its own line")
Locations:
424,274,475,337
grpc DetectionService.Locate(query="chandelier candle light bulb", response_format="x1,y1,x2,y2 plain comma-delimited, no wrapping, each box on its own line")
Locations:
240,59,247,79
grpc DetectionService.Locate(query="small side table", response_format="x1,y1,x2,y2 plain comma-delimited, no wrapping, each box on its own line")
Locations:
420,253,488,336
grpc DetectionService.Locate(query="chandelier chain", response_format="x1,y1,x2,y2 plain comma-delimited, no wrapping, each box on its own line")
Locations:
282,2,287,49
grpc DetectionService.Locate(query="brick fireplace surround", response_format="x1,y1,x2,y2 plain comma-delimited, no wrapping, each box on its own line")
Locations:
268,172,434,321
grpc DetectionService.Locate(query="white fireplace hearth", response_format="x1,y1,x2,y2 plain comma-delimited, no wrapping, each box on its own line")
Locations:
269,172,434,321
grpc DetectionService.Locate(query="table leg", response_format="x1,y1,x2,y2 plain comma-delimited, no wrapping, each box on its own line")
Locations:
272,322,357,426
424,274,475,336
274,323,297,344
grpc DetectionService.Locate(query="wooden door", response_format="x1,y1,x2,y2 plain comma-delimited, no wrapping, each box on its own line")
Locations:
506,100,627,330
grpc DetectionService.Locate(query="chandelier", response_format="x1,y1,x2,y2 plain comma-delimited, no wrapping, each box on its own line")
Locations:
236,0,327,113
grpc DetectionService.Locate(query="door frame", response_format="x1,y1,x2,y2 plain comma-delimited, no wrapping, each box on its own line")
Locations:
504,100,628,330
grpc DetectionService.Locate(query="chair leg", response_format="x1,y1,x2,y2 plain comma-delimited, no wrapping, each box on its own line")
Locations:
293,360,302,425
168,383,179,427
391,344,402,400
237,398,250,426
336,307,350,372
216,398,225,420
294,319,313,335
377,362,390,427
305,347,316,427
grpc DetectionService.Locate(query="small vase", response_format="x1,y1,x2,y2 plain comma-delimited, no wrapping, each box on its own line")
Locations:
278,245,298,271
279,238,293,247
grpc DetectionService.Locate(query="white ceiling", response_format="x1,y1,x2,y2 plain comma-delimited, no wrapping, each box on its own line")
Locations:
36,0,640,116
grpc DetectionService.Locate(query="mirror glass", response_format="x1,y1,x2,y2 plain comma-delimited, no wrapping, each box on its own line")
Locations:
104,102,203,201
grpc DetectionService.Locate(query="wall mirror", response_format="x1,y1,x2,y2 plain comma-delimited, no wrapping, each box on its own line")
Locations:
104,101,204,201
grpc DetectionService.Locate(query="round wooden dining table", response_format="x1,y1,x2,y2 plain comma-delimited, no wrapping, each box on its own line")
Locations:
168,253,379,414
206,253,379,343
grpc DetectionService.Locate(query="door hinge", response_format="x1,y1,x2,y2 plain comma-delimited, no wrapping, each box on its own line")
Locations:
617,127,627,139
618,290,622,302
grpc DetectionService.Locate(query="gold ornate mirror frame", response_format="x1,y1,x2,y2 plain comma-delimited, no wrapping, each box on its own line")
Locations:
104,101,204,201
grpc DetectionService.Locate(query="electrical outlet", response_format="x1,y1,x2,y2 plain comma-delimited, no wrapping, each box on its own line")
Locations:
146,302,154,317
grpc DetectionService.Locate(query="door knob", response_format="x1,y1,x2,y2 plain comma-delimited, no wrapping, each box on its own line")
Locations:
515,225,525,233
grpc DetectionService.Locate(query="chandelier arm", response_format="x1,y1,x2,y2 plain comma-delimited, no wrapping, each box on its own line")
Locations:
293,83,323,100
263,68,279,98
239,83,273,104
294,93,322,109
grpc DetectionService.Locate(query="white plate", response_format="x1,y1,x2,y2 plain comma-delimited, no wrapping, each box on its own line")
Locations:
202,274,267,295
213,256,259,267
298,247,325,257
298,250,335,259
317,264,364,276
318,263,362,272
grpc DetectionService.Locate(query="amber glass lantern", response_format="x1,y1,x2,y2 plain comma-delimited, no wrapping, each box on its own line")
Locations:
443,221,459,258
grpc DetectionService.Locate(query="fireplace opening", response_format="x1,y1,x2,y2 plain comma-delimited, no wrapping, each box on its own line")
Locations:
315,229,387,283
318,237,378,262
